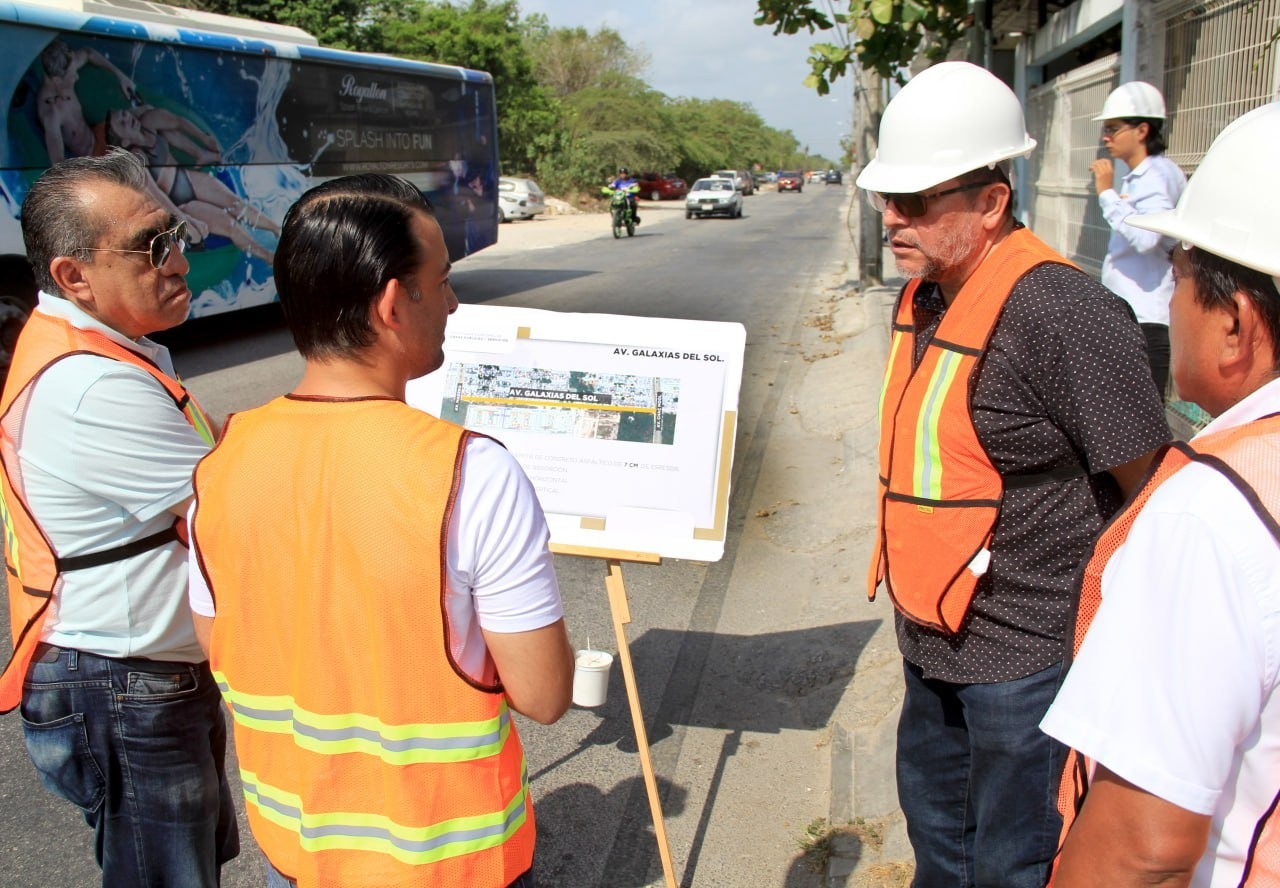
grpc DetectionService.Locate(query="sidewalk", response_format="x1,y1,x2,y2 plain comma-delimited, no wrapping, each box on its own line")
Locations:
789,235,914,887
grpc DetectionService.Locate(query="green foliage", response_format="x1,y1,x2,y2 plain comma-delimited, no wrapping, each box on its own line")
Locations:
754,0,971,90
183,0,375,49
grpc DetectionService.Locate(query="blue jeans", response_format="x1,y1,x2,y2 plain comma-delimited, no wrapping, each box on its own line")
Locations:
266,861,537,887
20,645,239,887
896,659,1067,888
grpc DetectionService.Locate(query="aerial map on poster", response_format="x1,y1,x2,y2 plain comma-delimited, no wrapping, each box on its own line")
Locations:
406,305,746,562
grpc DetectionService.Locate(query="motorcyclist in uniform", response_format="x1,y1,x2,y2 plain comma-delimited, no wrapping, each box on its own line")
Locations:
608,167,640,225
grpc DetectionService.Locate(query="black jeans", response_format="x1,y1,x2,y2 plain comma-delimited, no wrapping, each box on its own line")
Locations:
1140,322,1171,401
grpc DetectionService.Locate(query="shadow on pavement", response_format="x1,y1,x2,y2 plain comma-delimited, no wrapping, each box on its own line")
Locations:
538,621,879,887
453,268,598,304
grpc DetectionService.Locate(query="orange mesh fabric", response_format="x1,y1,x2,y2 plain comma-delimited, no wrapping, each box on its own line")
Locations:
872,228,1074,632
0,311,195,712
1054,414,1280,879
195,397,534,887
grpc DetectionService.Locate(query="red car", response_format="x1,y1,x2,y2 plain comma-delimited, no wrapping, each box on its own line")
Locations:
636,172,688,201
777,170,804,192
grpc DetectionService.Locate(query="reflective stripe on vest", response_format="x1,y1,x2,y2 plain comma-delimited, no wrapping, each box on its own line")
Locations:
215,673,513,764
1051,413,1280,885
239,763,528,866
868,227,1075,633
0,310,212,713
194,397,535,885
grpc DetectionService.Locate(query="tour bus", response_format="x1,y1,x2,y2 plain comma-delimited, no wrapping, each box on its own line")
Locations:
0,0,499,323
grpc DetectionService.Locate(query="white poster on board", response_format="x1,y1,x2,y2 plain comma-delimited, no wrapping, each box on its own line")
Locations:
406,304,746,562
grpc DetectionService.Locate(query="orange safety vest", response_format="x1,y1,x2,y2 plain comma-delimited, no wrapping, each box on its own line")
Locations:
1052,414,1280,885
0,309,214,713
867,227,1075,632
192,396,535,888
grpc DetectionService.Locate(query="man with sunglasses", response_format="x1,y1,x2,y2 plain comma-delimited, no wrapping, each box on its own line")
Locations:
1091,81,1187,399
0,149,238,885
858,62,1169,887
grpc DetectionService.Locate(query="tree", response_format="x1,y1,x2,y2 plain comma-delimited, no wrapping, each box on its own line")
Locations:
185,0,378,50
754,0,970,92
522,18,650,98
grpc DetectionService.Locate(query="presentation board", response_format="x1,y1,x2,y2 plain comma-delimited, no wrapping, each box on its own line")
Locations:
406,304,746,562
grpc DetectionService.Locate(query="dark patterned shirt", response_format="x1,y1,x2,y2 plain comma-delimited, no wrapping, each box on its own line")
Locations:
896,260,1171,683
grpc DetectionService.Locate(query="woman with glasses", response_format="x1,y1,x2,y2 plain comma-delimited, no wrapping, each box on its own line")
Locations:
1091,81,1188,399
106,105,279,264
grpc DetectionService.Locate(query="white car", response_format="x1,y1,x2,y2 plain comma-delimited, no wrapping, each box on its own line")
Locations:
498,177,546,222
685,178,743,219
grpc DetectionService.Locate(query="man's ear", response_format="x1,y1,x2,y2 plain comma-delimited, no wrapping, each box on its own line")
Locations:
48,255,94,309
370,278,412,331
981,182,1012,231
1223,289,1266,371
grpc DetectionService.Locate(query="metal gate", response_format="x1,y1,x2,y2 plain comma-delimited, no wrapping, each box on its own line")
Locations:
1024,54,1120,277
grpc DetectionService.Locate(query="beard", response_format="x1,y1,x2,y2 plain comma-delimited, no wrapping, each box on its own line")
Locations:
890,220,983,282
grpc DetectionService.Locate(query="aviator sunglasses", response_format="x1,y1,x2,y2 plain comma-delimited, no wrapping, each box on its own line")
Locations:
866,182,992,219
79,220,189,269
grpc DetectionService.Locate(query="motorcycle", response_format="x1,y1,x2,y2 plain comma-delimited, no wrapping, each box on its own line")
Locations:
601,184,638,238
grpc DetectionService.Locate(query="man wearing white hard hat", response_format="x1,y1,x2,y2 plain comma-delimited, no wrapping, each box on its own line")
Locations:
1043,102,1280,887
859,61,1170,886
1091,81,1188,398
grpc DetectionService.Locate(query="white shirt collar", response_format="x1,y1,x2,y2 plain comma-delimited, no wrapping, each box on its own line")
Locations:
1194,376,1280,439
35,290,171,370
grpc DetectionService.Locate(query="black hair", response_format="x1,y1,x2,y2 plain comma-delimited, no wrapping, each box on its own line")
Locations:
1124,117,1167,156
956,161,1014,221
274,174,434,360
21,148,150,296
1185,246,1280,365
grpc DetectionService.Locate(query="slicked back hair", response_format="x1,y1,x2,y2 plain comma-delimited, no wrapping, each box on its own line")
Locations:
1185,246,1280,367
274,175,434,360
21,148,151,297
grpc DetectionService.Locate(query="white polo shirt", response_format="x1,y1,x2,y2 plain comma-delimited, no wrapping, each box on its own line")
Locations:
19,292,209,661
1042,378,1280,886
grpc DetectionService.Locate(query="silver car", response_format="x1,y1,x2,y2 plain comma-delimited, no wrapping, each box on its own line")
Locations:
685,178,743,219
498,176,546,222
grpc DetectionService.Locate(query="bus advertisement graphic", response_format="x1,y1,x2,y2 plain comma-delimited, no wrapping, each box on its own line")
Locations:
0,3,498,320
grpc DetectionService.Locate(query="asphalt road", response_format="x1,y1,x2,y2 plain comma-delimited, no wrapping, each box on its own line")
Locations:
0,182,856,887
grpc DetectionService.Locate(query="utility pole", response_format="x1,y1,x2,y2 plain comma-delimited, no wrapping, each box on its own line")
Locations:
855,62,883,286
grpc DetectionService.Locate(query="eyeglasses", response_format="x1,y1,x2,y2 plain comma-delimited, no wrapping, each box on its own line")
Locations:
1101,123,1134,138
79,220,188,269
867,182,992,219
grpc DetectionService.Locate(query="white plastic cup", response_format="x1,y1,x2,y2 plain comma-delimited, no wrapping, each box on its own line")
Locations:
572,649,613,707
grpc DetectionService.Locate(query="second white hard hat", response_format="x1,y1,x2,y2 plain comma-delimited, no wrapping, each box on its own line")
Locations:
1093,81,1166,121
1127,102,1280,279
855,61,1036,195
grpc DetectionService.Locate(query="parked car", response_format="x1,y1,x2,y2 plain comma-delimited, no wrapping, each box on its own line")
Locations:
685,177,743,218
825,169,843,185
636,172,688,201
497,176,546,222
712,169,754,196
777,170,804,192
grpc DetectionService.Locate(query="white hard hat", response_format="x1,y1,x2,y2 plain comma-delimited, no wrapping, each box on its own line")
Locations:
1127,102,1280,279
1093,81,1166,121
855,61,1036,194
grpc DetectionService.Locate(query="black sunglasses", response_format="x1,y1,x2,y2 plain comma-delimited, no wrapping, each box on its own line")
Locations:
80,220,188,269
867,182,992,219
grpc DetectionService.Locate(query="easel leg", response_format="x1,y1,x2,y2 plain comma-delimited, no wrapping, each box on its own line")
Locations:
604,558,678,888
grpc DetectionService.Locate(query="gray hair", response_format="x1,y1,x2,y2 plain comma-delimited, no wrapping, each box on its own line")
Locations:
21,148,151,297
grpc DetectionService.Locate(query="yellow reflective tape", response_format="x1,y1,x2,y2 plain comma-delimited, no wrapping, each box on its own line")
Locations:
879,331,905,429
240,766,529,865
215,674,509,764
0,489,18,578
913,350,963,500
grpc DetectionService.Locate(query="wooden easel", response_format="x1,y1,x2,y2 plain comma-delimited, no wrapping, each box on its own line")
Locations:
550,543,677,888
